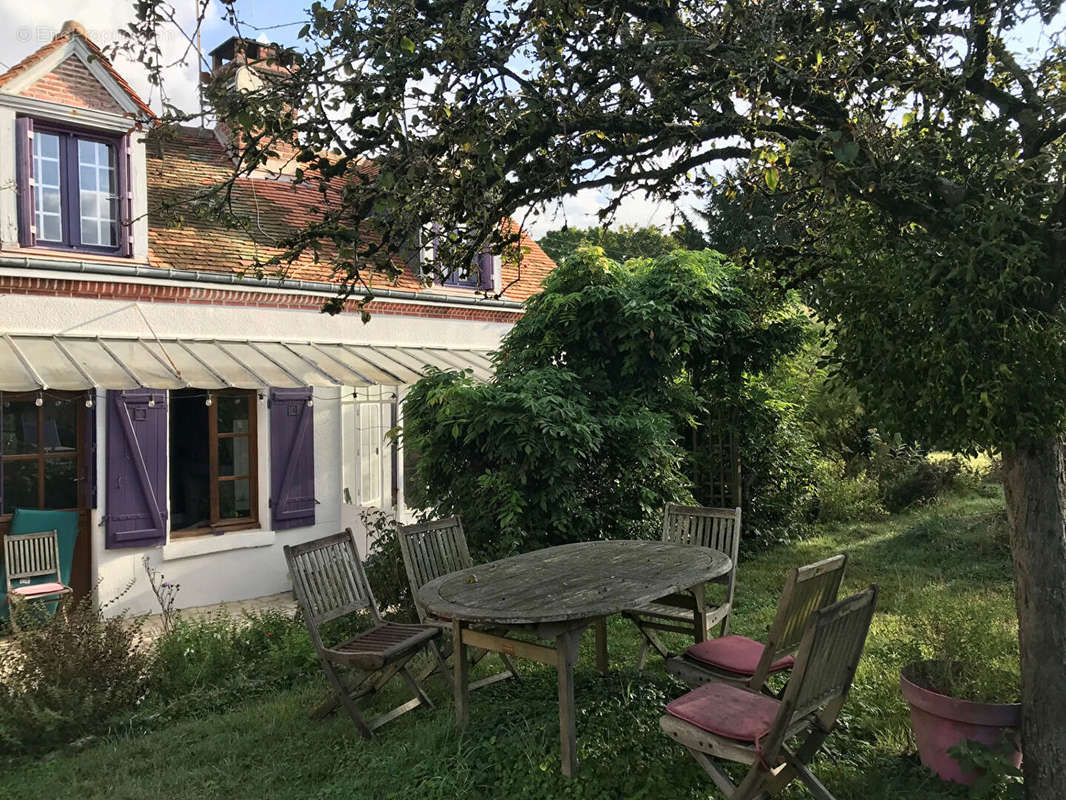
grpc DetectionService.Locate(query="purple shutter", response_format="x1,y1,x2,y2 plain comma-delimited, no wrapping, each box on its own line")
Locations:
270,387,316,530
117,133,132,256
105,390,167,548
478,252,495,291
15,117,34,248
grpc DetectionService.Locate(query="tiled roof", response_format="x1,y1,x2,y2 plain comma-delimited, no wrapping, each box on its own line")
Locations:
0,26,154,119
146,126,556,302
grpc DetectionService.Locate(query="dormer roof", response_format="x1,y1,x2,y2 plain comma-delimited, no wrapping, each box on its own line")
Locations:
0,19,154,120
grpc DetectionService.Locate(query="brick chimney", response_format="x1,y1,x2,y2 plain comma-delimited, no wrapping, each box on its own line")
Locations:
205,37,300,176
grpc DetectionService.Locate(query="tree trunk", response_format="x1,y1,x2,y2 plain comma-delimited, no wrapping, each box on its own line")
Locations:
1001,436,1066,799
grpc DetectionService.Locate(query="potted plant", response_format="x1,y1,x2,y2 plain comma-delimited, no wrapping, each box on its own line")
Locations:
900,603,1022,788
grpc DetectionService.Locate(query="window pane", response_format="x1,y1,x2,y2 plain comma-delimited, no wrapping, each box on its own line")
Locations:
2,460,38,512
169,390,210,530
43,457,77,509
218,436,249,477
33,132,62,243
77,138,116,247
217,394,250,433
1,398,39,454
42,396,77,453
359,404,382,506
219,478,251,519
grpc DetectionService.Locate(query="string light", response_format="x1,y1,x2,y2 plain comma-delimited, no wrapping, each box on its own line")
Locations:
205,393,214,407
84,392,94,409
306,397,314,407
148,395,156,408
34,392,43,407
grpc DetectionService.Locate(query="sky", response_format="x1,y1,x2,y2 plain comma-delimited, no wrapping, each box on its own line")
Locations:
1,1,1057,240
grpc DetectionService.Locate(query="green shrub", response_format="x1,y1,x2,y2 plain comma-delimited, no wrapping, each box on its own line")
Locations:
903,593,1020,705
361,507,417,621
404,249,806,557
148,609,318,711
873,447,962,512
0,589,150,756
814,462,887,523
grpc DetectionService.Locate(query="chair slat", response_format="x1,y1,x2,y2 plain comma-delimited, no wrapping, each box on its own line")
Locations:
398,517,473,623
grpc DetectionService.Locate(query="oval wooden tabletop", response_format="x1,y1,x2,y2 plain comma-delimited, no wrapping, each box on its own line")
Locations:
417,540,732,626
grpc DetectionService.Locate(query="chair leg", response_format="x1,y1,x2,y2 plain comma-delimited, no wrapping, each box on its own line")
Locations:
637,639,651,672
499,652,520,680
416,638,453,683
398,664,435,710
320,661,375,738
687,747,738,798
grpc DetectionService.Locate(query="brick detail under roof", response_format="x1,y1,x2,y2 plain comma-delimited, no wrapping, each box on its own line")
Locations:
21,55,125,114
0,273,524,323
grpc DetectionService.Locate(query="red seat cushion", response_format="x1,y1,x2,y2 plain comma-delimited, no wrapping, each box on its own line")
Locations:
666,681,782,742
10,581,67,597
685,635,794,675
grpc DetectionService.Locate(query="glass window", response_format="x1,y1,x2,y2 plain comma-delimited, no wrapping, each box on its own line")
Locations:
2,460,39,512
0,393,82,516
77,139,117,247
33,132,63,243
169,389,258,535
359,403,383,507
22,122,122,253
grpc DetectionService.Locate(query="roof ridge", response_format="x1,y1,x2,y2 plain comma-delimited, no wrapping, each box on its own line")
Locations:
0,22,154,120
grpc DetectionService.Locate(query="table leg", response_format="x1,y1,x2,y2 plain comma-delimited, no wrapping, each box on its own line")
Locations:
594,616,609,675
556,628,581,777
453,618,469,729
692,582,708,644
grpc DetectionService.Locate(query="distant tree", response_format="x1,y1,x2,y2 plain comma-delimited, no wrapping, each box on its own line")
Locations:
537,225,683,265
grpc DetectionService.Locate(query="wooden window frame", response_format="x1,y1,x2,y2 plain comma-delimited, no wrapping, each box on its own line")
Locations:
170,389,259,538
27,121,124,256
0,391,84,521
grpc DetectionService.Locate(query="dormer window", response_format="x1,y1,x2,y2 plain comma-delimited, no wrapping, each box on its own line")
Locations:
425,229,496,291
442,252,495,291
16,118,132,256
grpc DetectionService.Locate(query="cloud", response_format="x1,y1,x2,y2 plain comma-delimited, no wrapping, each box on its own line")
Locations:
0,1,223,116
518,188,700,239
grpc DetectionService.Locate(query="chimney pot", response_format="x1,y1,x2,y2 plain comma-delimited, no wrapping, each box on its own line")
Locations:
57,20,87,40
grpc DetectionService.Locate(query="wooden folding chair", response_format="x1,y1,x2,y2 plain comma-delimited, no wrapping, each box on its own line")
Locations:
623,503,742,669
398,516,517,688
3,530,73,630
284,529,442,738
660,587,878,800
667,554,848,692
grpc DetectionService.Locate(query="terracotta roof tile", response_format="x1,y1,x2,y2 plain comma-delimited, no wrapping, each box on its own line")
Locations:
0,26,154,120
146,126,555,302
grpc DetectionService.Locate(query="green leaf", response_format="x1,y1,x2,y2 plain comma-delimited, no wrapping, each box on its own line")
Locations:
400,36,415,54
764,168,779,191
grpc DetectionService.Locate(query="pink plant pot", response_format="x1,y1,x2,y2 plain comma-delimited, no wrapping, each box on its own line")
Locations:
900,661,1021,786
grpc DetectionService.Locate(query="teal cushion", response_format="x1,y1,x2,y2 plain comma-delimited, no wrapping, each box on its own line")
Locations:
2,509,79,621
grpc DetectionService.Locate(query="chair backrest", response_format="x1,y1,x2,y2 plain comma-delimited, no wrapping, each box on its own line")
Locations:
398,516,472,622
663,503,742,602
765,586,878,754
284,530,379,648
3,530,62,592
752,553,848,686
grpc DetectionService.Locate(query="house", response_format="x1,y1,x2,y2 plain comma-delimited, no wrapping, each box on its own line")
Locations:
0,22,556,616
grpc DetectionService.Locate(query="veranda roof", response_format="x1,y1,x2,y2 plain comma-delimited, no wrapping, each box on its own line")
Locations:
0,333,494,391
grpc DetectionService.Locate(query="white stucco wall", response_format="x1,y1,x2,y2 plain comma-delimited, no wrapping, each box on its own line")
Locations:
0,283,513,616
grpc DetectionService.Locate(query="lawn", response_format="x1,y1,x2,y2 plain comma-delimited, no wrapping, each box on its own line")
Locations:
0,484,1014,799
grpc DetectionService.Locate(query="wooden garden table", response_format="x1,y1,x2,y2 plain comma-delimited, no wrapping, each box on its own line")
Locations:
418,539,733,777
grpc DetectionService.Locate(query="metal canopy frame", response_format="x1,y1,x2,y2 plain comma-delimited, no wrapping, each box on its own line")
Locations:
0,333,495,391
